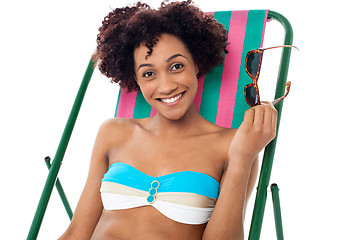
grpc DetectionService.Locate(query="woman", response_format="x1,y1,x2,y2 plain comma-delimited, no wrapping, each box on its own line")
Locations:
59,1,277,239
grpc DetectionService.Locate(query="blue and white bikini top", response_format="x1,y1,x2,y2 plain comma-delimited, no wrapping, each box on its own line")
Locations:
100,162,220,225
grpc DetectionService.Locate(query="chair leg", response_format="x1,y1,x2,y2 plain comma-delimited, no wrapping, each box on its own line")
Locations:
44,157,73,220
271,183,284,240
27,56,95,240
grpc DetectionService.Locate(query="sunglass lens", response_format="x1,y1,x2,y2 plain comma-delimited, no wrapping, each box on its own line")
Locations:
245,85,259,106
246,52,260,77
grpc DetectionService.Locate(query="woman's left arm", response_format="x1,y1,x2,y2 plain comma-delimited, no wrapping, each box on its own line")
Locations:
202,102,277,240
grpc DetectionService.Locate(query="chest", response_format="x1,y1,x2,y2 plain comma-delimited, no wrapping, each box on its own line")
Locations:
108,131,228,183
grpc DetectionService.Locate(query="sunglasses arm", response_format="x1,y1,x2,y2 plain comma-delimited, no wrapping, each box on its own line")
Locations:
260,45,299,51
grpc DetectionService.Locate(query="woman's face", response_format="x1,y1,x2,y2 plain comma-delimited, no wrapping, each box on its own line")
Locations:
134,33,199,121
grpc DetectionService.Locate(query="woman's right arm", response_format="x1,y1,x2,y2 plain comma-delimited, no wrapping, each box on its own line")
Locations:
58,119,114,239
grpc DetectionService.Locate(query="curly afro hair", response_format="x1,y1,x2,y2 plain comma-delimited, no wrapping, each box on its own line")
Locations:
96,0,228,92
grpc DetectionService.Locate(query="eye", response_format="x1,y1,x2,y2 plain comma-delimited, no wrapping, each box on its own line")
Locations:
171,63,184,71
142,71,155,78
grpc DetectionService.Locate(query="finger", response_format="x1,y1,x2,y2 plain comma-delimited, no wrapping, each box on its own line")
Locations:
271,107,278,131
243,107,255,126
253,105,264,127
261,101,276,125
260,101,273,107
262,104,273,127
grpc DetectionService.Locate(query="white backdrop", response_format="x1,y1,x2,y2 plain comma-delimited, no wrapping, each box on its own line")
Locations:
1,0,360,239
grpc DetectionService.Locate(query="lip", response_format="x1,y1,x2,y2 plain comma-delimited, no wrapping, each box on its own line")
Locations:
157,91,185,106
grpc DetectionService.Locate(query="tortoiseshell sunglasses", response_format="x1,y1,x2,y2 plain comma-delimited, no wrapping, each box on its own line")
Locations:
244,45,298,107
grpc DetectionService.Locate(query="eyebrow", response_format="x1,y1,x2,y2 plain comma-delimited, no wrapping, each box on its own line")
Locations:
166,53,187,62
137,53,188,71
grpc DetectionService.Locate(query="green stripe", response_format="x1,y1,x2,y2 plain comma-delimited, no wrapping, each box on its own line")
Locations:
133,91,151,118
232,10,267,128
114,89,122,117
199,11,232,124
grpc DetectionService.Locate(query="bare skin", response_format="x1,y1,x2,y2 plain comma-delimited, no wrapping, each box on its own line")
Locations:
59,34,276,240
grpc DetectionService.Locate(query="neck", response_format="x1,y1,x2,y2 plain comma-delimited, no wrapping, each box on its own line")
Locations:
147,104,206,139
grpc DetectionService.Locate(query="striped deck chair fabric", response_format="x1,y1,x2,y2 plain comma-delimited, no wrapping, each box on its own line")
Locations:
115,10,269,128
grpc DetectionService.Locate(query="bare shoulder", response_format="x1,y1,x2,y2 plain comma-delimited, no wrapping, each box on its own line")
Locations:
219,127,237,139
213,127,237,167
97,117,138,139
214,126,237,146
202,123,236,153
93,117,141,155
98,117,137,133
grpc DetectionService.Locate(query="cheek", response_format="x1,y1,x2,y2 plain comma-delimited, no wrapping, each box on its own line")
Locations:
192,78,198,93
187,74,198,92
138,81,156,100
138,84,149,99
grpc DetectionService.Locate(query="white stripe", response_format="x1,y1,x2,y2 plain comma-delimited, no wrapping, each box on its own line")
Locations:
102,193,148,210
101,192,213,225
153,199,213,225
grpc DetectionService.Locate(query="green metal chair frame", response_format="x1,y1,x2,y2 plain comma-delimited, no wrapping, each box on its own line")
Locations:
27,10,293,240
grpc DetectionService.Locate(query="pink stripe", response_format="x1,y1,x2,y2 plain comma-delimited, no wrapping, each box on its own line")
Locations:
215,11,248,128
150,107,157,117
260,10,269,48
115,90,137,118
194,75,205,111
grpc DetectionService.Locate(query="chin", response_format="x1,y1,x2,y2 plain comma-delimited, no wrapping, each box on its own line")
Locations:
156,107,189,121
161,112,186,121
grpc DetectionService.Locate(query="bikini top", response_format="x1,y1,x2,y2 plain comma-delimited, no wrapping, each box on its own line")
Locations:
100,162,220,225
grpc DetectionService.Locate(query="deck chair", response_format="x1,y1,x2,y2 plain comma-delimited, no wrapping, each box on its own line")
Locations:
27,10,294,240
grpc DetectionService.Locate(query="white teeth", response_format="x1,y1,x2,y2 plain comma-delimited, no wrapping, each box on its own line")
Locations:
161,92,183,103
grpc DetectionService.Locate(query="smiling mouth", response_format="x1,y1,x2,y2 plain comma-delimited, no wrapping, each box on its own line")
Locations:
157,91,185,104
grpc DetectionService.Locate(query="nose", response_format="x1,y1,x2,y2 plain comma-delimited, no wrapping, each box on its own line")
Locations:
157,74,177,95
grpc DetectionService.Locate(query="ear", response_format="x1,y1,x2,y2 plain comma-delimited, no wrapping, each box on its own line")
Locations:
133,72,138,83
195,65,199,76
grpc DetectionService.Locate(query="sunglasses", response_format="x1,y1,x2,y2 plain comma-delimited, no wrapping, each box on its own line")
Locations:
244,45,298,107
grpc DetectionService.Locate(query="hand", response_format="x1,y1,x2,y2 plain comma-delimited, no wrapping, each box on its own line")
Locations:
228,102,278,167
